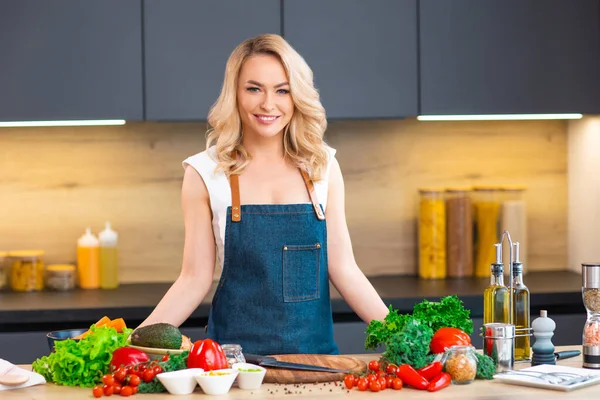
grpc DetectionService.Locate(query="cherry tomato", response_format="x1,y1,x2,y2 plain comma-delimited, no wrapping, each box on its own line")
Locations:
367,374,378,383
357,377,369,391
369,380,382,392
378,376,387,390
161,354,170,362
392,377,403,390
120,386,133,397
127,374,141,387
353,375,359,387
103,384,114,396
113,368,127,383
102,374,115,386
112,383,122,395
92,386,103,398
386,364,398,375
343,374,355,390
385,375,394,389
153,365,163,375
368,360,380,372
132,386,138,394
142,369,155,383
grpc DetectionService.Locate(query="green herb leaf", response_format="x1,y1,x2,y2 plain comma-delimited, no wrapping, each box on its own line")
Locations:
412,295,474,334
382,318,435,369
475,352,497,380
137,351,189,393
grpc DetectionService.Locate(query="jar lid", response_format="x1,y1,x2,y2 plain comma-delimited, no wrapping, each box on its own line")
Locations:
47,264,76,272
8,250,45,258
445,186,472,192
483,323,515,339
418,187,445,193
502,185,527,191
472,185,501,191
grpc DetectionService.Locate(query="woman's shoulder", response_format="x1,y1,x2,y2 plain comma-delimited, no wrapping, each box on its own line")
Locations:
182,146,217,168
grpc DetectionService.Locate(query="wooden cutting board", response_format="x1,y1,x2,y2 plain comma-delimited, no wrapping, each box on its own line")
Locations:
262,354,367,384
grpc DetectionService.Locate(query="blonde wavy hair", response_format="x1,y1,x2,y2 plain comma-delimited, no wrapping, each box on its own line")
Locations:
206,34,329,181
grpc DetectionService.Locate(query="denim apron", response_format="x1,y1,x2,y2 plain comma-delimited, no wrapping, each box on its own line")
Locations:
206,170,339,355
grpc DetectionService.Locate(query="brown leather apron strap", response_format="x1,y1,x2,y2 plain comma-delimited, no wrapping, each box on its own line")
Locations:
229,169,324,222
300,170,325,221
229,174,241,222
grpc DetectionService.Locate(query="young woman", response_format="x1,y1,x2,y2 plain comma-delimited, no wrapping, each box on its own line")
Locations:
140,34,388,355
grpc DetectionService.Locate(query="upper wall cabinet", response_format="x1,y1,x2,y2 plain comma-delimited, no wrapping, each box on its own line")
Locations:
144,0,281,121
420,0,600,115
284,0,418,119
0,0,143,121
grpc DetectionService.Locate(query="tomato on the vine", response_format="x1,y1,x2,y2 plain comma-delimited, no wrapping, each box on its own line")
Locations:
357,377,369,391
386,364,398,375
120,386,133,397
370,380,382,392
368,360,380,372
128,374,141,387
92,386,103,398
343,374,355,389
392,377,403,390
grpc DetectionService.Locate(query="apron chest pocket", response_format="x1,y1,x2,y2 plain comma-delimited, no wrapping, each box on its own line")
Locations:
282,243,321,302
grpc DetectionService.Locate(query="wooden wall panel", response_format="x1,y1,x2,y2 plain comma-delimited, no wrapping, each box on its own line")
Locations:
0,119,567,283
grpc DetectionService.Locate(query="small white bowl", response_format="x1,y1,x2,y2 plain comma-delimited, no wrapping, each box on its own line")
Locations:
232,363,267,390
195,368,239,395
156,368,204,395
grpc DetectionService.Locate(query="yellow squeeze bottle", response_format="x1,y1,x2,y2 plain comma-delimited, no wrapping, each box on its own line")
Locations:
77,228,100,289
99,222,119,289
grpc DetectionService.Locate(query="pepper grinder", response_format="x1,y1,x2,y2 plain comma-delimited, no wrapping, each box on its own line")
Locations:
531,310,556,366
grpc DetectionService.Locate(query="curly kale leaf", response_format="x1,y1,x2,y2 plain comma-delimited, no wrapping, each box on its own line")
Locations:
475,352,497,380
381,318,435,370
365,305,411,350
412,295,474,334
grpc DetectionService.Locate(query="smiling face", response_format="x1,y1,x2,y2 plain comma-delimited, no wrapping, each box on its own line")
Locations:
237,54,294,140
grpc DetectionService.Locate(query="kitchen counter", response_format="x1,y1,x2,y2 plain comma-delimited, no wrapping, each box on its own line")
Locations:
5,346,599,399
0,271,584,330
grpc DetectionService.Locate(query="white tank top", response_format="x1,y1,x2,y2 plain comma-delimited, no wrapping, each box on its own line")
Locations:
182,145,337,269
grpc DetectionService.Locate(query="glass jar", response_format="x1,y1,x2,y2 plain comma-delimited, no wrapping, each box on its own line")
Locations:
46,264,76,291
0,251,8,290
221,344,246,367
444,345,477,384
445,187,473,278
473,186,502,278
418,188,446,279
8,250,45,292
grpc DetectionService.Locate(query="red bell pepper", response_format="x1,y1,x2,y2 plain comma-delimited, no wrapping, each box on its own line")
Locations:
428,372,451,392
417,361,443,381
397,364,429,390
187,339,228,371
110,347,150,369
430,327,471,354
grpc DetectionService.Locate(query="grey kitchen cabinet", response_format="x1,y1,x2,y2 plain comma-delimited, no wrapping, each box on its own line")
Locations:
0,0,143,121
420,0,600,115
144,0,281,121
283,0,419,119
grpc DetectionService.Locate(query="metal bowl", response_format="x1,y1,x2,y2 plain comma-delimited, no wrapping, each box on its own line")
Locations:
46,328,88,351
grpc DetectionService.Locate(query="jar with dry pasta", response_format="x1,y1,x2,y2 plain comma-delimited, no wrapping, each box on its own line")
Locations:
8,250,45,292
444,345,477,384
473,186,502,278
418,188,446,279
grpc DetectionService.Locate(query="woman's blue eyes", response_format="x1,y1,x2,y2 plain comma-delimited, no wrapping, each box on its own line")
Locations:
246,87,289,94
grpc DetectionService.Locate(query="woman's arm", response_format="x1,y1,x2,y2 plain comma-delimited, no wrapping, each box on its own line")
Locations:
138,165,217,328
326,158,389,323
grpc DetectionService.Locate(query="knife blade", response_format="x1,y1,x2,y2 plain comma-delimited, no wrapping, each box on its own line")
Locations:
244,354,350,374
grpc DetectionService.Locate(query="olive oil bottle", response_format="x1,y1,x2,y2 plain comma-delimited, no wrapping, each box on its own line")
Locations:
512,242,531,361
483,244,509,325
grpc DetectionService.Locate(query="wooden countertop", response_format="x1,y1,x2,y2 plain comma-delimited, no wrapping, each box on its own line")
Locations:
5,346,598,399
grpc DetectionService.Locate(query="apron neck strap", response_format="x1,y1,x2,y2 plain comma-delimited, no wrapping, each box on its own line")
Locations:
229,169,325,222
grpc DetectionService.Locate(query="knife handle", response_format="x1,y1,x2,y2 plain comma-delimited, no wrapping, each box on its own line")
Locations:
555,350,581,360
244,353,266,364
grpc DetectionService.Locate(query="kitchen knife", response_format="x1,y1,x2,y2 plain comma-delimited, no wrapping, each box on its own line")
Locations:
555,350,581,361
244,354,351,374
